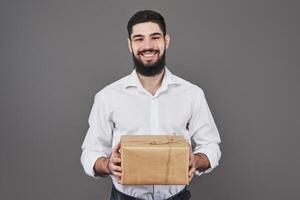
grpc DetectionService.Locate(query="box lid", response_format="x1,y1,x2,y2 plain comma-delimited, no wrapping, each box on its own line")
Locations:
121,135,188,148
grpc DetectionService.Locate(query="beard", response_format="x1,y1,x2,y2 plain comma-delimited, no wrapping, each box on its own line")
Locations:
132,48,166,77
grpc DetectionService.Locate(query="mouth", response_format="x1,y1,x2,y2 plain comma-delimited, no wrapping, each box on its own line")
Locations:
138,50,159,61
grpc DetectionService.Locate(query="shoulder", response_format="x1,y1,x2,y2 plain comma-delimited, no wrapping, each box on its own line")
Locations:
94,74,131,100
171,72,205,96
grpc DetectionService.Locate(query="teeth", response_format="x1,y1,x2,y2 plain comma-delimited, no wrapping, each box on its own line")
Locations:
142,51,156,57
143,54,154,57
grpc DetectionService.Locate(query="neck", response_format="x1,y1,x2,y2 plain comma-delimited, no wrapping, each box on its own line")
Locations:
137,68,165,95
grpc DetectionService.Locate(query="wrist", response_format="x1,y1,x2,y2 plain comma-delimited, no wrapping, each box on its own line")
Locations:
194,153,210,171
94,157,111,177
106,158,112,175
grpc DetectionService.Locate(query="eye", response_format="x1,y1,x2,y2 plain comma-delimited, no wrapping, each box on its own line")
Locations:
134,38,143,42
152,36,161,40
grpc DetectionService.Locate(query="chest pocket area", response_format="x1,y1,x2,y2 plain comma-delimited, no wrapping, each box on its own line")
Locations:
158,100,191,132
112,100,149,134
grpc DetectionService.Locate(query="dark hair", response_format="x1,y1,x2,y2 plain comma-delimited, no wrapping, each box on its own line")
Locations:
127,10,166,38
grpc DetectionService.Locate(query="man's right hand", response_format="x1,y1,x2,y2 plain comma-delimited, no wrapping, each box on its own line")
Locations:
93,142,122,183
108,142,122,183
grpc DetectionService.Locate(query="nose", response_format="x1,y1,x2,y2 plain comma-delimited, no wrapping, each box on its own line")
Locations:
142,38,154,50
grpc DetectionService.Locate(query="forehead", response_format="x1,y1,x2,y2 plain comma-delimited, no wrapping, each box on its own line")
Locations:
131,22,163,37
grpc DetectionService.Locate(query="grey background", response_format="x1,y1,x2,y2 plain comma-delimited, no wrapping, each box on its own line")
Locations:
1,0,299,199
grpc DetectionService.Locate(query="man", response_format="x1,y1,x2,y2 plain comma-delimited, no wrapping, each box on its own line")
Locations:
81,10,221,200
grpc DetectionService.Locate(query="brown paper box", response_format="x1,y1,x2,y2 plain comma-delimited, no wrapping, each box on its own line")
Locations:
121,135,189,185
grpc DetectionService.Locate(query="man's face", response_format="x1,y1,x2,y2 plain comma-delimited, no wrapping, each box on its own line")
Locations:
128,22,170,76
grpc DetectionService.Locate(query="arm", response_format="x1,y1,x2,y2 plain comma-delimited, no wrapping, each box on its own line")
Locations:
93,143,122,183
188,87,221,178
80,92,114,178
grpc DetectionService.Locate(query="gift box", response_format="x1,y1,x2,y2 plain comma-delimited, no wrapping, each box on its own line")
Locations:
120,135,189,185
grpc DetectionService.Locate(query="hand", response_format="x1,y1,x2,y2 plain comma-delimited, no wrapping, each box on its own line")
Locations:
108,142,122,183
188,146,196,184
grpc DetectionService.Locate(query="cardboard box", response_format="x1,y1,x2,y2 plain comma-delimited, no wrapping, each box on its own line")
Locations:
121,135,189,185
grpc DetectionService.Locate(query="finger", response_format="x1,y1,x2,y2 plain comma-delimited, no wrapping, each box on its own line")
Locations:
189,174,194,183
188,170,195,182
189,168,195,177
112,172,122,183
112,171,122,178
189,167,195,177
111,157,122,164
189,157,195,167
111,165,122,172
114,152,121,158
188,174,193,183
112,142,121,154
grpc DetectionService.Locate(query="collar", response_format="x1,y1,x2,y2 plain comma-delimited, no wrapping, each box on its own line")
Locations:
123,67,182,90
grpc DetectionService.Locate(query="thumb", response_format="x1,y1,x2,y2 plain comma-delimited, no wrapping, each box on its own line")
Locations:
112,142,121,154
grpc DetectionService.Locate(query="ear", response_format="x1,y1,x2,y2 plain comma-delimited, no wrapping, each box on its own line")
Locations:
127,38,132,53
165,34,170,49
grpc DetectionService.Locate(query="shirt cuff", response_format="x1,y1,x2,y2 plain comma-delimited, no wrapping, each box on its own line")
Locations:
80,150,108,178
193,147,220,175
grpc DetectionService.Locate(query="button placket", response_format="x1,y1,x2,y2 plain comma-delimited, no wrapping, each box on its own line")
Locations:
149,96,159,134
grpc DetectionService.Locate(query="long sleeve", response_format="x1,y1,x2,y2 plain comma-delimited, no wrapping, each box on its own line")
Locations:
80,92,114,178
189,86,221,174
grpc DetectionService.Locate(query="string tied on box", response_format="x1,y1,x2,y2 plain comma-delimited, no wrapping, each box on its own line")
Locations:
124,135,185,184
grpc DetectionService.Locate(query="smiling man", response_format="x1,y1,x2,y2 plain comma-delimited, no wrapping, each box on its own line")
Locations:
81,10,221,200
129,21,169,78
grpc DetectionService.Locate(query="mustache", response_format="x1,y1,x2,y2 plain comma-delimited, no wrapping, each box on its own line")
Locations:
138,49,160,55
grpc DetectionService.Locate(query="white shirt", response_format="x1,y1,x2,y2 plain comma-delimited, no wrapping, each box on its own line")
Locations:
81,68,221,200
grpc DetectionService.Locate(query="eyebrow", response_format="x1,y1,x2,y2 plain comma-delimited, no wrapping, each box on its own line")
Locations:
132,32,163,39
150,32,163,37
132,34,144,39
